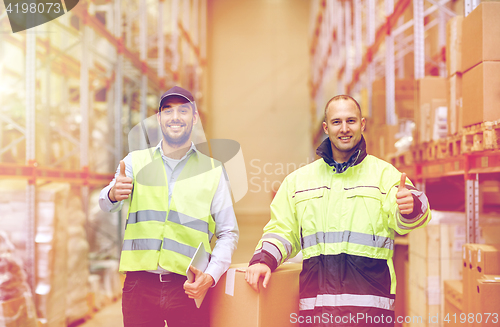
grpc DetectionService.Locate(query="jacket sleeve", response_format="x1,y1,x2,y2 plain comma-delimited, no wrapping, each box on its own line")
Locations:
249,177,301,271
384,169,432,235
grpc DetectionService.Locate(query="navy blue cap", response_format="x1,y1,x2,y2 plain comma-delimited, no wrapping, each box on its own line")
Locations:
158,86,195,111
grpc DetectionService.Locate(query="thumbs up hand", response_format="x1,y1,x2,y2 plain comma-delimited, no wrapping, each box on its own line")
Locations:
109,160,133,202
396,173,414,215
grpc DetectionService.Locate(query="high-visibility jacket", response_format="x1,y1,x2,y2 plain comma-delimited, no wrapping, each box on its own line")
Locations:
119,148,222,275
251,137,431,325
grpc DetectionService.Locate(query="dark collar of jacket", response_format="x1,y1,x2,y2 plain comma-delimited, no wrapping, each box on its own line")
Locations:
316,135,368,173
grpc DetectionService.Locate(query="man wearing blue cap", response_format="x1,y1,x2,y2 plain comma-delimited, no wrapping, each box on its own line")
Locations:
99,86,239,327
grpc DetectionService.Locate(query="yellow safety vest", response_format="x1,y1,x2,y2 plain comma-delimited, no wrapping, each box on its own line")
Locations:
119,148,221,275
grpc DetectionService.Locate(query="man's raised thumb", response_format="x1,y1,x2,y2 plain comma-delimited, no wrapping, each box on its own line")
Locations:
119,160,126,177
398,172,407,191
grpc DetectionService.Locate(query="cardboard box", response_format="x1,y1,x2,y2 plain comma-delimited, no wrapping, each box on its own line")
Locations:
380,124,399,158
444,280,463,327
371,79,415,125
462,2,500,73
418,98,447,143
431,99,448,141
476,275,500,327
209,263,301,327
408,213,465,323
372,91,387,126
447,74,463,135
467,244,500,327
463,244,481,325
462,61,500,127
414,77,448,143
446,16,463,76
472,244,500,278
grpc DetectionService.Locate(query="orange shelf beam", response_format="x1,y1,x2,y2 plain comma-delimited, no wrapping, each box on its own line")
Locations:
71,3,173,91
0,163,113,187
394,149,500,181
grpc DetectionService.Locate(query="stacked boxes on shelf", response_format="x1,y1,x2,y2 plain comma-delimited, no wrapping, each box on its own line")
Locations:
414,77,448,144
0,232,39,327
0,180,90,327
461,2,500,127
65,197,90,325
475,276,500,327
408,211,466,326
462,244,500,327
367,79,414,159
444,280,463,326
35,183,70,327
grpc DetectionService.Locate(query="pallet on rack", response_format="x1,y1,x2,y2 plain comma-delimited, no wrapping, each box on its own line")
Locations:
447,134,462,157
462,120,500,153
388,151,415,167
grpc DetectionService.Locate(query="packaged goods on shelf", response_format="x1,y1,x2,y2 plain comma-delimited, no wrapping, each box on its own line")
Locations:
431,99,448,141
446,16,463,77
88,275,104,311
371,78,415,125
447,74,463,135
209,262,301,327
364,123,399,159
463,244,500,327
462,61,500,127
0,180,90,326
475,276,500,327
0,180,30,265
0,232,39,327
463,244,479,320
90,260,121,304
414,77,448,144
416,98,448,144
35,183,70,327
408,211,466,325
88,190,122,260
65,197,90,326
461,2,500,73
443,280,462,326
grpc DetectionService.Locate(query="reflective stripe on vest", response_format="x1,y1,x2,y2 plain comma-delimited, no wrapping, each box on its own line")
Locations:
299,294,395,311
162,239,197,258
127,210,166,224
262,233,293,260
301,231,394,251
167,210,209,234
122,239,162,251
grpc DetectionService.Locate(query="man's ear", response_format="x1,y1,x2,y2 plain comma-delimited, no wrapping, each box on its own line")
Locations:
361,117,366,132
322,121,328,134
193,110,199,125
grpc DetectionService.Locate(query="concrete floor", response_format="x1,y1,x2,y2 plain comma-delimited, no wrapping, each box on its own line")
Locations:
77,216,269,327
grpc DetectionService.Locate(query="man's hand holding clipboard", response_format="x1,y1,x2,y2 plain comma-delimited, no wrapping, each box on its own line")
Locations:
183,242,213,308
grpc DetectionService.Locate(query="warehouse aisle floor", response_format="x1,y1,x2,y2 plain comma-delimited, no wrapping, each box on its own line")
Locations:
77,215,269,327
78,300,122,327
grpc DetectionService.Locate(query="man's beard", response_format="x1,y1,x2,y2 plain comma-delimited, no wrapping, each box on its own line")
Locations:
161,120,194,147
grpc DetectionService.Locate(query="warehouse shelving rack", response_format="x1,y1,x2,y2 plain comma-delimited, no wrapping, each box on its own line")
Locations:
0,0,208,290
307,0,497,245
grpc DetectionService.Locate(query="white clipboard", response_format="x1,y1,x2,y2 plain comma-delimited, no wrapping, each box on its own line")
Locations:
186,242,210,308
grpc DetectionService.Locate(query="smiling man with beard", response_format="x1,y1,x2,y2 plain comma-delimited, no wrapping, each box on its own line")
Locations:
245,95,431,327
99,86,239,327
